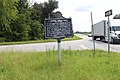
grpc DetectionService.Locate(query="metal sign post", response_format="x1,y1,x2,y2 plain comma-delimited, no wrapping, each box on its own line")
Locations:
90,12,96,56
57,38,61,63
105,9,112,57
108,16,110,57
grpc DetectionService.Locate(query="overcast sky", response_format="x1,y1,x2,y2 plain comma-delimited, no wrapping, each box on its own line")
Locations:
31,0,120,32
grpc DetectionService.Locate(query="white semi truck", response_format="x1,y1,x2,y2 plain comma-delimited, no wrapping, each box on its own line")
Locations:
92,20,120,43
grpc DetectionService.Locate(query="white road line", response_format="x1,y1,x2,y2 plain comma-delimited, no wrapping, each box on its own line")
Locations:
80,45,89,49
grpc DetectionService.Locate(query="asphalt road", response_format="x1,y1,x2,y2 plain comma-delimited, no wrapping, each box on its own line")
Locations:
0,34,120,53
76,34,120,53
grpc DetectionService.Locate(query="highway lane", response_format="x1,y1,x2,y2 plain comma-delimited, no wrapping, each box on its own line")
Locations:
0,34,90,52
76,34,120,53
0,34,120,52
0,41,91,52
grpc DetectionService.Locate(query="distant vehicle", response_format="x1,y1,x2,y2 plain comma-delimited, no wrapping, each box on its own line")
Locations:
88,34,93,37
92,20,120,43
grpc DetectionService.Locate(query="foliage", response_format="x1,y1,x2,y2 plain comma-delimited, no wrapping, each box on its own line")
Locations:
40,0,58,24
29,0,58,40
9,0,31,41
29,3,44,40
29,21,44,40
30,3,42,22
0,0,59,42
0,0,18,41
0,50,120,80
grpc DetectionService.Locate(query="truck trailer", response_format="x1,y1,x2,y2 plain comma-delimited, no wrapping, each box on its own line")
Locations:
92,20,120,43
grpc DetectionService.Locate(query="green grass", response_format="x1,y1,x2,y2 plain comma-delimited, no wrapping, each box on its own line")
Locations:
0,50,120,80
0,35,81,46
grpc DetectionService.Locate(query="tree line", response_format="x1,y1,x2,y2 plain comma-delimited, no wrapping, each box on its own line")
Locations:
0,0,58,42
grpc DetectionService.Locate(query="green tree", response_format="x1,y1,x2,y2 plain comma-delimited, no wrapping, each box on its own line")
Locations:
40,0,58,24
30,3,42,22
29,21,44,40
30,3,44,40
0,0,18,41
0,0,59,42
29,0,58,40
10,0,31,41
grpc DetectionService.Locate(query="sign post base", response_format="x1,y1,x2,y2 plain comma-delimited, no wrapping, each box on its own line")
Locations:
57,38,61,65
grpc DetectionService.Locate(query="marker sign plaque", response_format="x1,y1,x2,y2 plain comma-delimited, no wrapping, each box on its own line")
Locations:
44,18,73,39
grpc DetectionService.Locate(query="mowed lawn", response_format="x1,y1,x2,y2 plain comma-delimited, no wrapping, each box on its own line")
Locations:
0,50,120,80
0,35,81,46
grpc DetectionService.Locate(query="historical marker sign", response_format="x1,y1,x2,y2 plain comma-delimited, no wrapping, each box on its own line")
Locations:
44,18,73,39
44,12,73,63
105,9,112,17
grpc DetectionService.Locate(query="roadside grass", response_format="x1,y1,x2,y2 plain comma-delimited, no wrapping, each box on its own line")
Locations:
0,35,81,46
0,50,120,80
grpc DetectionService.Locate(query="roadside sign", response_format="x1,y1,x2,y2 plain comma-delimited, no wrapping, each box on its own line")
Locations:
44,18,73,39
105,9,112,17
44,17,73,64
44,11,73,64
105,9,112,59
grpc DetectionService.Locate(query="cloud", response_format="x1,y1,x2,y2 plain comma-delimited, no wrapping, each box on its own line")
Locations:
75,4,93,12
34,0,120,32
75,7,89,12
